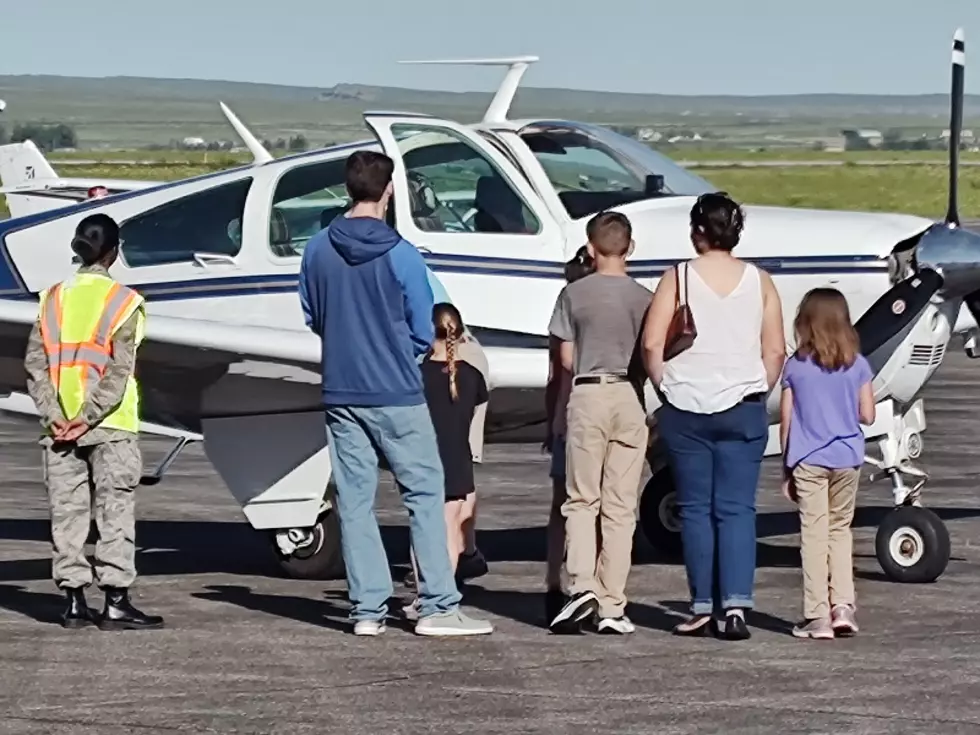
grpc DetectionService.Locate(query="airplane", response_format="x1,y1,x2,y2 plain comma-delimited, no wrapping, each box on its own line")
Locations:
0,32,976,586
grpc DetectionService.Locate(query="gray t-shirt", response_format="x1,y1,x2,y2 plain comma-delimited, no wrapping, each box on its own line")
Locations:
548,273,652,377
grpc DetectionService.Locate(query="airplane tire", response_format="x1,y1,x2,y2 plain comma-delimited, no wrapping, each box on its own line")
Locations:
875,506,950,584
273,508,346,580
638,468,683,556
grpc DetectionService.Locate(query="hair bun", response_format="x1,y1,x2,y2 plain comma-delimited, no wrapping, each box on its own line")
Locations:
70,235,99,262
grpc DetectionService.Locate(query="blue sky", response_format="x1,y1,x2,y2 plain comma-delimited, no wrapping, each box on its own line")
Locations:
2,0,979,95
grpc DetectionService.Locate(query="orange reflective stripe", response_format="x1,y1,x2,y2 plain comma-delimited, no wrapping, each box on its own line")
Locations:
93,283,125,344
39,283,63,355
52,344,111,369
102,289,139,345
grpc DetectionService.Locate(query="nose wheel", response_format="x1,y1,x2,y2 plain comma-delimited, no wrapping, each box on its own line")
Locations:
875,505,950,583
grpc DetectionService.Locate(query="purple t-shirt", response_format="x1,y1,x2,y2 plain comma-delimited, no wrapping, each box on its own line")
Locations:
782,353,873,470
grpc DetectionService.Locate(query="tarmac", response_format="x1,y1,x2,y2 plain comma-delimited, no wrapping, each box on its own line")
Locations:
1,356,980,734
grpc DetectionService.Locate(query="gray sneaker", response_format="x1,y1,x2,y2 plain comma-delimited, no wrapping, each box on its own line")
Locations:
415,609,494,637
831,605,859,637
792,617,834,640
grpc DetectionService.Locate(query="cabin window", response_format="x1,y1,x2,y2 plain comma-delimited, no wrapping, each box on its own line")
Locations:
120,178,252,267
390,123,541,236
269,158,351,257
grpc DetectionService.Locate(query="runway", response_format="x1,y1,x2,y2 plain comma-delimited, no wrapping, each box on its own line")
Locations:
2,355,980,734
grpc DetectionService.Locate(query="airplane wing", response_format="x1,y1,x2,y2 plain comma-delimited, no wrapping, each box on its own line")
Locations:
0,299,548,437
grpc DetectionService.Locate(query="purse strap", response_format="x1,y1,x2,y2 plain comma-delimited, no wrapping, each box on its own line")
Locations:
674,262,690,307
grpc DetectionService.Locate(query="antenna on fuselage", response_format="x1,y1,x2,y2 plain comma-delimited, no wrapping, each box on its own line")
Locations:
397,55,539,124
218,101,274,164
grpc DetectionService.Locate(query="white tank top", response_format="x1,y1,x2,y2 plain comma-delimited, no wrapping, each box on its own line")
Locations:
660,260,769,414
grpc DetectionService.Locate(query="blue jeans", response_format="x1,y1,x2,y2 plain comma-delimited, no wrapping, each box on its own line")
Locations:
658,398,768,615
325,404,461,621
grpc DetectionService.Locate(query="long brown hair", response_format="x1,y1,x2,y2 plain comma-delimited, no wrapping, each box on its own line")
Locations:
433,302,464,401
794,288,860,370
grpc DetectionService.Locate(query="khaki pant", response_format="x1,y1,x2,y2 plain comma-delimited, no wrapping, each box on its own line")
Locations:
793,463,860,619
563,380,648,618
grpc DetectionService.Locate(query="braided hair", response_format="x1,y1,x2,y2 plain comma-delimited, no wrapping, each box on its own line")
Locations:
432,302,465,402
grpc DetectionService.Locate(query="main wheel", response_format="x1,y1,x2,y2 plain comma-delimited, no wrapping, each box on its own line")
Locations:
638,468,683,556
272,507,345,580
875,506,950,583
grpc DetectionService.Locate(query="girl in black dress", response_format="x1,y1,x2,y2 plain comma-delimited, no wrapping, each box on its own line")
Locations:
420,303,490,574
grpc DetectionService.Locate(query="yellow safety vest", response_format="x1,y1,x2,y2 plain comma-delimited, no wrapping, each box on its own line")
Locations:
38,272,145,433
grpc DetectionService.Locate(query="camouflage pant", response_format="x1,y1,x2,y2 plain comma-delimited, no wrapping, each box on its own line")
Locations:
42,438,142,589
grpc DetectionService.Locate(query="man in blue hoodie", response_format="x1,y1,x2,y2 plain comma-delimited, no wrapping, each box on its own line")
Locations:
299,150,493,637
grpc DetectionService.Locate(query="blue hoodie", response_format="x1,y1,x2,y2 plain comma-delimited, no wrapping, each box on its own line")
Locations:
299,216,434,407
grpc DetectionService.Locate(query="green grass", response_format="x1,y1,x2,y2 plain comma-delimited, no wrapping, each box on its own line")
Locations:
3,158,978,221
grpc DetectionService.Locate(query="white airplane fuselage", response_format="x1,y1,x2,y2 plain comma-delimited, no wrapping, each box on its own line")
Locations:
0,113,961,439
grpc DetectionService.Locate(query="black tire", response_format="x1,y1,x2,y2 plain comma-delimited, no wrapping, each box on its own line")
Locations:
272,508,345,580
875,506,950,583
639,468,683,556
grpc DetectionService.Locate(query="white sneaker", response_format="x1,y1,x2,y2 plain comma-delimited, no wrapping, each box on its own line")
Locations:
415,609,494,637
353,619,386,636
596,616,636,635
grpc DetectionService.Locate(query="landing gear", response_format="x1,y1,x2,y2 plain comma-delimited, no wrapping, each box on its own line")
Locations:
638,467,683,556
875,506,950,583
270,491,345,580
866,399,950,583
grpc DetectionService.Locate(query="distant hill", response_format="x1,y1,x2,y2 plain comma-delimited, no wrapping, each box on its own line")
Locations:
1,74,979,149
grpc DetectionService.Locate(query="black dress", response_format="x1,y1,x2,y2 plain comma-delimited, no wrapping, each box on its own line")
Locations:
421,357,489,500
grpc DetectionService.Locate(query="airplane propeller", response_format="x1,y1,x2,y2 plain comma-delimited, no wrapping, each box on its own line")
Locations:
891,29,980,334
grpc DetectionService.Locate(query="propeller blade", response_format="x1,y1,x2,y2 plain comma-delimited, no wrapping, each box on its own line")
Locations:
946,28,966,226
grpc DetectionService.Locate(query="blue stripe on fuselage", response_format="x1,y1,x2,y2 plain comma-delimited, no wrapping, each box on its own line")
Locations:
0,252,887,303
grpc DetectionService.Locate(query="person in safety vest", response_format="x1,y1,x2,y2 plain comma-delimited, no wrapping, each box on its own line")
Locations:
24,213,164,631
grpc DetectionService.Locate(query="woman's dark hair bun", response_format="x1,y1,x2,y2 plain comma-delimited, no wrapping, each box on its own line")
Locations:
690,191,745,252
71,213,120,264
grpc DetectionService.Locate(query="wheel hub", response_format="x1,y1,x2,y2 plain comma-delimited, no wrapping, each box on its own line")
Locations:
889,525,925,567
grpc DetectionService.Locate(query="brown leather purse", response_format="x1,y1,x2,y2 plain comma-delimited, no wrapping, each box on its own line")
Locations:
663,262,697,361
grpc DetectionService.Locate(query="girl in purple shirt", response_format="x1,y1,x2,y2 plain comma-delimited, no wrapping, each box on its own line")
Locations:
780,288,875,640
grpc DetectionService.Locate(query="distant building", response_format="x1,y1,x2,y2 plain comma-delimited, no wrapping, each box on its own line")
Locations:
841,129,884,150
636,127,662,143
181,136,207,149
941,128,976,143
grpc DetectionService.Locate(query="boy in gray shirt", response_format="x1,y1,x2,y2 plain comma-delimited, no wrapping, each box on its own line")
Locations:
547,211,652,634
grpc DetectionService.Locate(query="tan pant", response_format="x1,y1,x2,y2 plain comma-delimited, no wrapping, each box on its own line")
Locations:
793,464,860,619
562,380,648,618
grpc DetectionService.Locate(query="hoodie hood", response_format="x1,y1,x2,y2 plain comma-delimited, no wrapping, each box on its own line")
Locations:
328,216,403,265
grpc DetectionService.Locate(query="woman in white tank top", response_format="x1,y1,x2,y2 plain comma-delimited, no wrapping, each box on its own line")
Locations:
642,193,785,640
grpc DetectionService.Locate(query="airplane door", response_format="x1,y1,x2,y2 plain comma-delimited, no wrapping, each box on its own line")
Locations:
364,113,566,338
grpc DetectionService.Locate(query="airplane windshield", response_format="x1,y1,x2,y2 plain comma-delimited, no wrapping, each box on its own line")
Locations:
518,121,716,220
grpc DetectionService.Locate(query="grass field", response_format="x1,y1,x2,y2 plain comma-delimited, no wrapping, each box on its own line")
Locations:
3,157,978,221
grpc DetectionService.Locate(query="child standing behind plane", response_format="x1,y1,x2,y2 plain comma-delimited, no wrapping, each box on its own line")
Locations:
543,245,595,625
422,303,490,576
780,288,875,640
548,212,651,634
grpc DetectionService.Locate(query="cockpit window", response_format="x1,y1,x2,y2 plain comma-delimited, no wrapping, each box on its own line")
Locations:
120,178,253,268
391,123,541,236
518,121,716,219
269,158,350,257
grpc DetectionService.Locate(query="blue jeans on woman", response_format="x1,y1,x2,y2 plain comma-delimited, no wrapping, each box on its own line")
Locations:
658,397,768,616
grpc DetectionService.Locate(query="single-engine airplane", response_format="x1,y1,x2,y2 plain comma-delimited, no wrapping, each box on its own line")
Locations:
0,33,977,584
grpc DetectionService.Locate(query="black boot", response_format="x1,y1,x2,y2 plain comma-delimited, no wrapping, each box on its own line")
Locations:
98,587,164,631
61,587,96,629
